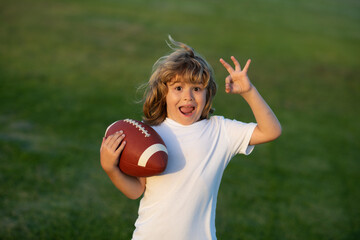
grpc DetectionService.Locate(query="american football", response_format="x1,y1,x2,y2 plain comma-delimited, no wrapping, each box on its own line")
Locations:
104,119,168,177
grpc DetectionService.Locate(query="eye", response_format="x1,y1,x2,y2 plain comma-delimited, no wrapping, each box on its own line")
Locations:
175,86,182,91
194,87,202,92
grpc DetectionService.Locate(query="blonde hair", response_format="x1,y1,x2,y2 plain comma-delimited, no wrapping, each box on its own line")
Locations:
142,36,217,125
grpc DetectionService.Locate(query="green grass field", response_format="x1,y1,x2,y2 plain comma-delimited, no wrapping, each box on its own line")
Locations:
1,0,359,239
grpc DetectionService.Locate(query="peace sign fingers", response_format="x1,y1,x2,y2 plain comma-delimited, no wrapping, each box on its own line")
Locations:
219,56,253,95
220,56,251,74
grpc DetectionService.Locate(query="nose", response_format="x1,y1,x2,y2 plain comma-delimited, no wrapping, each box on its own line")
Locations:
183,88,193,101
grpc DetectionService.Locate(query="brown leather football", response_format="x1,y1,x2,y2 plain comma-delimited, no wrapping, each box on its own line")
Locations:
104,119,168,177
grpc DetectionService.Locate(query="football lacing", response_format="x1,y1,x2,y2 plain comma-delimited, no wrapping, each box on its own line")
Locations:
123,119,151,137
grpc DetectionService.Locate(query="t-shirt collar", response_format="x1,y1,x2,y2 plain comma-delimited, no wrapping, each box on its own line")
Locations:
165,117,208,128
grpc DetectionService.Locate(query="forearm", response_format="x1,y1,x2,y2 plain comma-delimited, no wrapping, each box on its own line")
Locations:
219,56,281,144
100,133,146,200
105,168,145,200
241,86,282,145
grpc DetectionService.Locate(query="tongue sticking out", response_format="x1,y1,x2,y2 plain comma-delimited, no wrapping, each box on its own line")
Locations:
180,106,194,115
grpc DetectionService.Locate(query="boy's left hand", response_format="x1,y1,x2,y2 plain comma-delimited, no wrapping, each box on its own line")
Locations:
220,56,252,95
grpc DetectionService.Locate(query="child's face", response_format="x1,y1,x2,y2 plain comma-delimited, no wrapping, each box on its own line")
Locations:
166,79,206,125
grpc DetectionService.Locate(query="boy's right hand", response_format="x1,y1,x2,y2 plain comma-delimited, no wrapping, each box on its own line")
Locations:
100,131,126,173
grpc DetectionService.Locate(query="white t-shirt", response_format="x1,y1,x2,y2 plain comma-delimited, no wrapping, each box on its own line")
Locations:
132,116,257,240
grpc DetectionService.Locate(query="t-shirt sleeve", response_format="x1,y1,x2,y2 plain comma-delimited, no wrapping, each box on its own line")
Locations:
223,117,257,156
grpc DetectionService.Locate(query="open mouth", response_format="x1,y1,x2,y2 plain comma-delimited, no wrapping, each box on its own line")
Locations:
179,106,195,116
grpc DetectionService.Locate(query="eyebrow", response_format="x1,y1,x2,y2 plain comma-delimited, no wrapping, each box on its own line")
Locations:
167,80,181,86
168,80,206,86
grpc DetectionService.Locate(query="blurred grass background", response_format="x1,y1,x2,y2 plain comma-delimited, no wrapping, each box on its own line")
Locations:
0,0,359,239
